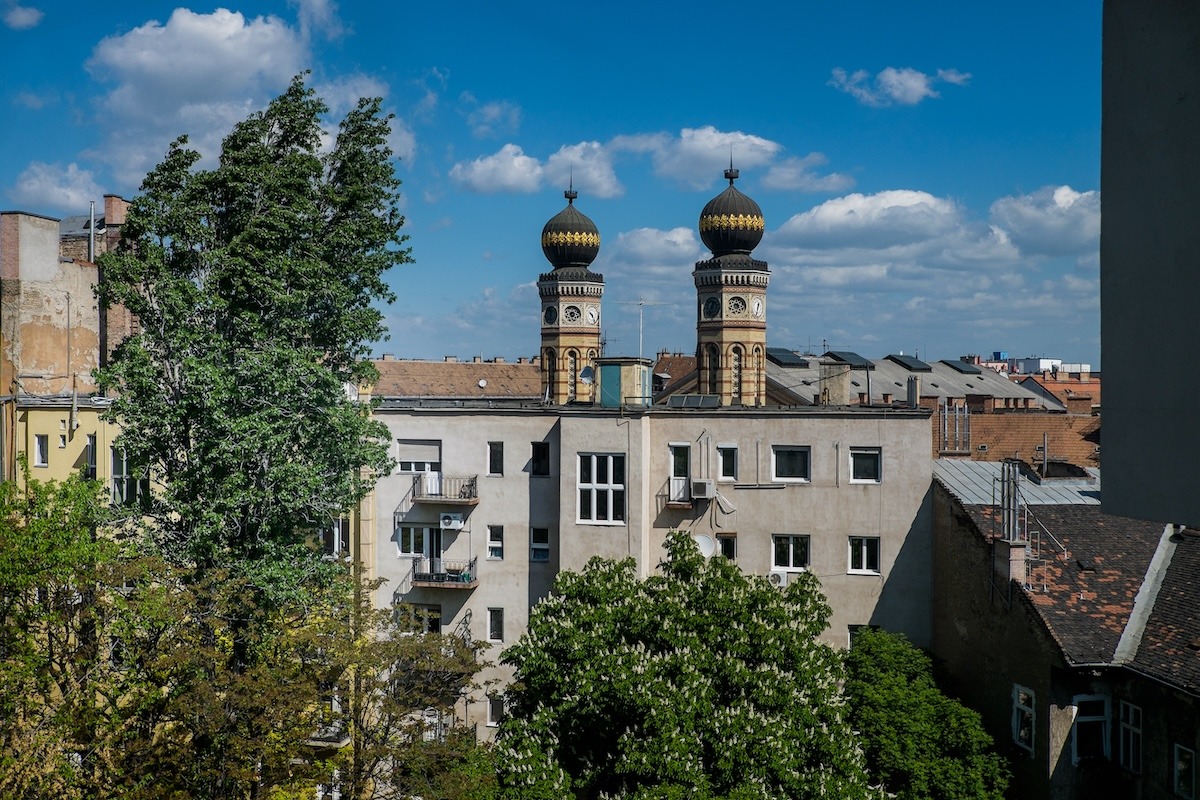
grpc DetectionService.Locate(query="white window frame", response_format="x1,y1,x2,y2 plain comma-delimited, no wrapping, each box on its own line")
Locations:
397,526,431,558
772,534,810,570
487,525,504,560
771,445,811,483
111,447,149,506
717,444,738,482
396,439,441,474
487,441,503,476
668,442,691,502
487,608,504,643
323,517,350,558
848,536,881,574
487,695,505,728
1012,684,1035,754
1119,700,1142,774
1071,694,1110,763
33,434,49,467
717,533,737,560
577,453,626,524
530,526,550,562
849,447,882,483
1178,744,1197,799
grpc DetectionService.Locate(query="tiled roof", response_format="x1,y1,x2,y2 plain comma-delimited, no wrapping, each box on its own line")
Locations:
1132,531,1200,693
935,412,1101,467
1022,374,1102,406
962,503,1166,666
370,360,541,400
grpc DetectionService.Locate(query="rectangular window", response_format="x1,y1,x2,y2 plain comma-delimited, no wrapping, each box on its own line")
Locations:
399,603,441,634
1178,745,1196,799
717,533,737,560
1119,701,1142,774
34,434,49,467
717,445,738,481
1012,685,1035,753
397,526,429,558
531,441,550,476
57,434,67,449
530,527,550,562
84,434,97,480
487,525,504,560
578,453,626,523
669,444,690,502
323,517,350,558
111,448,149,506
397,439,441,473
850,447,882,483
848,536,881,574
773,534,810,570
487,695,505,727
772,445,810,482
1072,695,1109,762
488,608,504,642
488,441,504,476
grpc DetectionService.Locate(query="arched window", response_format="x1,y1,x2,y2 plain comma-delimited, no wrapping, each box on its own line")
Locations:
706,344,719,395
731,346,743,404
544,348,556,402
567,350,578,402
753,346,764,404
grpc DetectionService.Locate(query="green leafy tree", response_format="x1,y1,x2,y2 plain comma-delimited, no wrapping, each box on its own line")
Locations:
494,530,875,800
96,73,407,570
843,629,1009,800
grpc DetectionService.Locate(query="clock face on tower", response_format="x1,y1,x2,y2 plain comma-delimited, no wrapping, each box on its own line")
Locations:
728,296,747,315
586,306,598,325
543,306,558,325
752,297,763,318
703,296,720,318
563,305,582,323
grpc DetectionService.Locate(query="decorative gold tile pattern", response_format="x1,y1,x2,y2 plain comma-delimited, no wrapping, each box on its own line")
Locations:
699,213,766,233
541,230,601,247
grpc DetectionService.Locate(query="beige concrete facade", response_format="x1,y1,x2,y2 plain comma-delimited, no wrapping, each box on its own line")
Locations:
367,399,933,733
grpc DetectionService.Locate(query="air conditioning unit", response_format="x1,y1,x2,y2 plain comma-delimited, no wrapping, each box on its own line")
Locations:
439,513,465,530
767,570,790,589
690,479,717,499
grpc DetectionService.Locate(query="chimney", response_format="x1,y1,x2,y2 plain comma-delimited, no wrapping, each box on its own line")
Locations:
103,194,129,227
444,356,458,363
882,392,893,405
472,356,482,363
906,375,921,408
494,356,505,363
380,353,393,361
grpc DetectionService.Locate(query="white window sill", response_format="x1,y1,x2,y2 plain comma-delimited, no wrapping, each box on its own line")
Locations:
848,569,881,576
849,479,882,485
576,520,627,527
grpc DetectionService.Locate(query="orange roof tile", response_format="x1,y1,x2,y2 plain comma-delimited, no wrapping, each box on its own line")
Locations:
370,360,541,400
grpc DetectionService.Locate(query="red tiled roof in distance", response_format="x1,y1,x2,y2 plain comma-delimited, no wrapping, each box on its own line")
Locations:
370,359,542,400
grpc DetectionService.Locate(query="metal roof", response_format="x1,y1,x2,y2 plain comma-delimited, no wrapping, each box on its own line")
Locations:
824,350,874,369
940,359,983,375
666,394,721,409
765,347,810,367
885,353,932,372
933,458,1101,505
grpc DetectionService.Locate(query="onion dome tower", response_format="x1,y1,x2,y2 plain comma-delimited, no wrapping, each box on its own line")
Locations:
538,186,604,404
694,167,770,406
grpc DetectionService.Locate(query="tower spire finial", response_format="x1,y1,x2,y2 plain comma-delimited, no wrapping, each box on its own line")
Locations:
565,167,577,204
724,146,738,185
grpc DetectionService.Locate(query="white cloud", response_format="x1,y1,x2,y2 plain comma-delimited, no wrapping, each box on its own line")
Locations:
608,227,703,267
611,126,782,189
761,153,854,193
449,144,543,193
3,2,42,30
85,8,308,186
14,90,51,109
460,92,521,139
989,185,1100,257
775,190,963,249
289,0,345,40
829,66,971,107
545,142,622,198
8,162,102,211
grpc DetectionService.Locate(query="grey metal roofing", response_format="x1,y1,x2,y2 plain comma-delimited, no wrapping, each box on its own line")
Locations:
886,353,932,372
940,358,983,375
59,215,108,237
933,458,1101,506
665,394,721,408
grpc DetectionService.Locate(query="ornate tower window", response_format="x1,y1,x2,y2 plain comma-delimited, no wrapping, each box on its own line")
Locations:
706,344,719,394
731,346,743,404
567,350,578,402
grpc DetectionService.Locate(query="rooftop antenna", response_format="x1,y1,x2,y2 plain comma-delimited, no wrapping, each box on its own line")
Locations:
616,299,672,359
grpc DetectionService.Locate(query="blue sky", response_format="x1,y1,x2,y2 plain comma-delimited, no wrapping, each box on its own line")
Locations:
1,1,1102,366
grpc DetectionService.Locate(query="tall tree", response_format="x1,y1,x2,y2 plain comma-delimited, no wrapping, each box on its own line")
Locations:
494,530,875,800
96,74,407,570
842,629,1009,800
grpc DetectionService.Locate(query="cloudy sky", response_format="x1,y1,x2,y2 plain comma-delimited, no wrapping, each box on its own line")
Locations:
1,1,1101,366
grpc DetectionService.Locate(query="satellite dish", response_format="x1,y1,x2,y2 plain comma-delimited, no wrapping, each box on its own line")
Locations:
579,366,595,385
693,533,715,558
478,378,488,389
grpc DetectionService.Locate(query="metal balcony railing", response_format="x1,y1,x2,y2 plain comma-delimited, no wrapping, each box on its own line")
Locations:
410,474,479,504
411,556,479,589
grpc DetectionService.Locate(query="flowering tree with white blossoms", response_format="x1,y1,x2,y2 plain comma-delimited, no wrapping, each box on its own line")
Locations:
494,530,876,800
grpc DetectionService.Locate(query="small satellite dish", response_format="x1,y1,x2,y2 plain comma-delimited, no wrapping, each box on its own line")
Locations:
579,366,595,385
478,378,488,389
693,533,715,558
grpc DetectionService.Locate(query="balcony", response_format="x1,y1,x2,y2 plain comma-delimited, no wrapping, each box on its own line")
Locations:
411,556,479,589
410,474,479,505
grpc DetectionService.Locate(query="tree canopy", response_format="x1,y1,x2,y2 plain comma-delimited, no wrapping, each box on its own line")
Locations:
842,628,1009,800
96,74,408,570
494,530,874,800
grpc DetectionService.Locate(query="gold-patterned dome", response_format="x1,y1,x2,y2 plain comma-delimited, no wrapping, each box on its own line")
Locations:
698,168,764,256
542,189,600,269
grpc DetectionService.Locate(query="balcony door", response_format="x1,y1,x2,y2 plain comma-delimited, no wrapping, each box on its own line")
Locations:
669,444,691,502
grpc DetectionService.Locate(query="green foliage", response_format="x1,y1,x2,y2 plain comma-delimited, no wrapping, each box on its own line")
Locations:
96,73,408,570
843,629,1010,800
495,530,875,800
